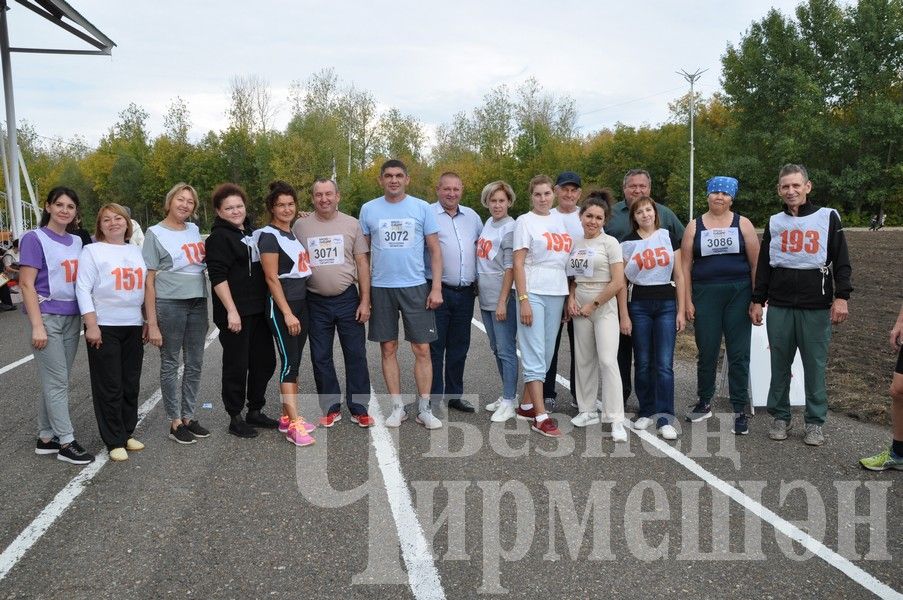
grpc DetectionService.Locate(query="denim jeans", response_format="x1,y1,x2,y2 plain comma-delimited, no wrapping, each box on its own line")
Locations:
480,293,519,400
307,286,370,416
517,293,566,383
34,313,80,445
628,298,676,427
429,284,476,399
156,297,208,420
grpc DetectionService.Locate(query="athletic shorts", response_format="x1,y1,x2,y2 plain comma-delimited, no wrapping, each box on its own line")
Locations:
896,345,902,375
368,284,437,344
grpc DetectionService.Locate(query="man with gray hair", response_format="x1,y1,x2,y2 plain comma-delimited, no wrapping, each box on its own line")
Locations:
293,178,374,428
605,169,685,407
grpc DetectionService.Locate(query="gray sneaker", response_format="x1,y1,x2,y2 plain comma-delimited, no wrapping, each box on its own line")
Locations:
804,423,825,446
769,419,792,441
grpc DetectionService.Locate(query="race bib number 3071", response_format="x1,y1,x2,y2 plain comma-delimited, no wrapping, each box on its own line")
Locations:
378,219,415,249
307,235,345,266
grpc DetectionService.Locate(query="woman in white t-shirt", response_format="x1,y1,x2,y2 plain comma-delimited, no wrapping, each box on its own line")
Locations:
567,192,627,441
513,175,571,438
143,183,210,445
77,204,148,461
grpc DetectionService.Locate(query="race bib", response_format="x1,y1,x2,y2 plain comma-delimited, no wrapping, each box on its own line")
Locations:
379,219,415,249
700,228,740,257
307,235,345,267
566,248,595,277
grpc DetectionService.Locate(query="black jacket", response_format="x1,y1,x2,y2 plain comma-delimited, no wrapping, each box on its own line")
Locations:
205,216,267,325
752,201,853,309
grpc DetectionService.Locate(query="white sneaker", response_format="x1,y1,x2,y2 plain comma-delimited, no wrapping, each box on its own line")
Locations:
632,416,653,430
571,411,600,427
385,406,408,428
485,397,502,412
416,410,443,430
490,403,516,423
658,424,678,440
611,420,628,442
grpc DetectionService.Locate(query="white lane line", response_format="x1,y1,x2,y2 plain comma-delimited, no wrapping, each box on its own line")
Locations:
0,331,85,377
471,316,902,600
0,328,219,583
367,388,445,600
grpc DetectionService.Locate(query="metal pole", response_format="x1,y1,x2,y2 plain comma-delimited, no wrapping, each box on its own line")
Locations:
677,68,707,223
0,1,22,240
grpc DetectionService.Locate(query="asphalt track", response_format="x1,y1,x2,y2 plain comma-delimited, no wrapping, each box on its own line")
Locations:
0,290,899,599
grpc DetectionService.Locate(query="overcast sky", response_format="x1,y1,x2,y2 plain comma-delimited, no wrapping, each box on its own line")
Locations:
6,0,813,147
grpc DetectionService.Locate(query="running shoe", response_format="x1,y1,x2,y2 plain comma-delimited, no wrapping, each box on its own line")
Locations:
286,420,315,447
732,412,749,435
279,415,315,433
57,440,95,465
349,413,374,428
860,449,903,471
570,412,600,427
319,411,342,428
685,400,712,423
385,405,408,428
416,410,443,430
35,437,61,455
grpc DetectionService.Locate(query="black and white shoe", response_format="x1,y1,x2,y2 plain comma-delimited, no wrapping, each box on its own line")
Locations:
169,424,197,445
35,437,61,455
684,400,712,423
57,441,95,465
184,420,210,438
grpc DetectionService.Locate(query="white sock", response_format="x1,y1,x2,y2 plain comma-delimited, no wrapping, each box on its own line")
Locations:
520,403,533,410
391,396,404,411
418,397,431,413
501,397,516,407
535,413,548,423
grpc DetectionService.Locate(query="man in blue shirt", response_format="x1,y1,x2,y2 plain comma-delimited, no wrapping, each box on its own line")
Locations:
359,159,445,429
427,172,483,413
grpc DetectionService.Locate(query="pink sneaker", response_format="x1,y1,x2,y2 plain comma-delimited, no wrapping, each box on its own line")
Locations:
279,415,315,434
286,420,315,447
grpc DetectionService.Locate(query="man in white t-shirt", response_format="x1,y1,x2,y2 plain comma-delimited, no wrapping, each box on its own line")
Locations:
427,172,483,413
544,171,583,409
359,159,445,430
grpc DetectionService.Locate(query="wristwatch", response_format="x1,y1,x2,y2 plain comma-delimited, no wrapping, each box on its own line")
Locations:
593,300,601,307
518,294,529,302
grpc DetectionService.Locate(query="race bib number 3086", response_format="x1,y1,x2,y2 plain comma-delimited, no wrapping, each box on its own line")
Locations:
378,219,416,249
700,228,739,257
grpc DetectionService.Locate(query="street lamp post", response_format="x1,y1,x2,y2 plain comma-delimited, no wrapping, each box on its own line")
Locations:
677,68,707,222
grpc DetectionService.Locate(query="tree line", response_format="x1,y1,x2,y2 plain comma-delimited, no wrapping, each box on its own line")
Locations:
10,0,902,231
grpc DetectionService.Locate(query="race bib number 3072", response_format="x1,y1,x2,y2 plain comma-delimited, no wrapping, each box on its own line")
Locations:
378,219,415,249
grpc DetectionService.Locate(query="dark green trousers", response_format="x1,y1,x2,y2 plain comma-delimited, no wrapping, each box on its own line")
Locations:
693,280,751,412
765,306,831,425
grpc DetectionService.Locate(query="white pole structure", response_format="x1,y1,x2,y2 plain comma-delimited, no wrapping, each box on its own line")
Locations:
677,68,707,222
0,2,22,241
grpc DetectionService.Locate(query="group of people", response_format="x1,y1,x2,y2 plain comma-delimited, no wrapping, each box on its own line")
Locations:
21,158,882,471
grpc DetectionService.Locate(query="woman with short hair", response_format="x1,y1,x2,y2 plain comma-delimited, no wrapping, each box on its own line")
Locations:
144,182,210,444
77,203,147,461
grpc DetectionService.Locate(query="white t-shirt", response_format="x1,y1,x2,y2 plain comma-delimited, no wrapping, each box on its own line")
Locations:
552,207,583,242
571,233,622,284
513,211,570,296
76,242,146,326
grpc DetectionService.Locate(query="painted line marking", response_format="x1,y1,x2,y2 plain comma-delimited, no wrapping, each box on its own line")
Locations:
367,388,445,600
0,331,85,377
0,328,219,583
471,316,901,600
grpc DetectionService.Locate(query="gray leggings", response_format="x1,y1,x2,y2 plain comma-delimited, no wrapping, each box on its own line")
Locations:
34,313,80,445
156,297,208,421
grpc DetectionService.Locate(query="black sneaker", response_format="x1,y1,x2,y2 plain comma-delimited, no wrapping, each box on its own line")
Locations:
57,441,95,465
169,424,197,444
685,400,712,422
35,437,61,455
184,420,210,438
245,409,278,429
732,412,749,435
228,415,259,438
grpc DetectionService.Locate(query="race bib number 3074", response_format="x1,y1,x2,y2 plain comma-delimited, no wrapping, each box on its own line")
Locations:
378,219,416,249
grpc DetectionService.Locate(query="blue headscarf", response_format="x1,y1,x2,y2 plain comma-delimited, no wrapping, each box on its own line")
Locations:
706,176,738,199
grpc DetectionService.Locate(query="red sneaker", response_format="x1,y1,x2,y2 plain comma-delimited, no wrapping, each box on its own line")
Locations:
319,411,342,428
349,413,374,428
515,405,537,420
531,417,561,437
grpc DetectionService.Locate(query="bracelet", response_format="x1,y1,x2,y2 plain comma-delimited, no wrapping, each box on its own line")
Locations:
518,294,529,302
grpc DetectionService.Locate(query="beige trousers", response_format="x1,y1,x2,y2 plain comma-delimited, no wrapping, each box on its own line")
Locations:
572,283,624,422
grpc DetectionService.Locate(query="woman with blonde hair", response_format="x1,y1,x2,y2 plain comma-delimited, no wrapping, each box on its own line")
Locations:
77,203,148,461
477,180,519,422
144,182,210,444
